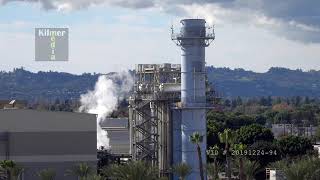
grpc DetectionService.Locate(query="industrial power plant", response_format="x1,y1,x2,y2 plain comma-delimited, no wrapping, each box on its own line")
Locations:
1,0,320,178
0,18,215,180
1,17,319,180
129,19,215,179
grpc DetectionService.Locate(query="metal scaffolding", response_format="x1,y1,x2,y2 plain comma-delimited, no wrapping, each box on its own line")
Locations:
129,64,181,175
129,63,217,178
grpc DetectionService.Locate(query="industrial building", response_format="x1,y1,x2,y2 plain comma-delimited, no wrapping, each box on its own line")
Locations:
0,109,97,180
271,123,317,138
0,100,27,109
129,19,215,179
129,63,181,176
101,118,130,156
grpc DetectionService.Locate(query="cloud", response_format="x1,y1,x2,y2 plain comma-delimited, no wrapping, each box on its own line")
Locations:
0,0,156,11
176,2,320,43
1,8,320,74
1,0,319,42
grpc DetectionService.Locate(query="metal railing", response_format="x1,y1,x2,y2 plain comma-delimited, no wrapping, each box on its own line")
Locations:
171,26,215,46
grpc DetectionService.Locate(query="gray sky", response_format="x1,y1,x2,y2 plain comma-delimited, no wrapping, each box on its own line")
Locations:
0,0,320,74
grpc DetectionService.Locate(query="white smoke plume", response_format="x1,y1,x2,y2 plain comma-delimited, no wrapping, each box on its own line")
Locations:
79,71,133,149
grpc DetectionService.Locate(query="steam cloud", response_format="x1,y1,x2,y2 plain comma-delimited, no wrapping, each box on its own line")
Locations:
79,71,133,149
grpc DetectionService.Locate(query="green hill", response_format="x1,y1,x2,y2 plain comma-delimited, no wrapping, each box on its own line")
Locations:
1,67,320,101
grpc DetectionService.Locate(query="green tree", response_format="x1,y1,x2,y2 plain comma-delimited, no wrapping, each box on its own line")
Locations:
0,166,6,180
233,143,246,180
277,136,314,158
206,162,223,180
225,114,255,129
236,96,243,106
247,141,281,167
259,97,268,106
207,145,220,180
231,99,237,108
254,115,267,125
274,110,291,124
102,161,158,180
305,96,310,104
8,166,23,180
275,97,282,105
65,163,93,180
295,96,301,107
272,157,320,180
37,169,56,180
316,126,320,141
219,129,236,180
242,159,259,180
284,162,309,180
267,96,272,106
87,175,103,180
0,160,23,180
236,124,274,146
190,132,204,180
224,99,231,107
172,163,192,180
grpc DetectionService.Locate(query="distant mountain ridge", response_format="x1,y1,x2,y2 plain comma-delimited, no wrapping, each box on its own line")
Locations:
1,67,320,101
0,68,99,102
207,66,320,97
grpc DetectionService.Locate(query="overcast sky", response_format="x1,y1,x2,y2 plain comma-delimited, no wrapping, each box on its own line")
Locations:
0,0,320,74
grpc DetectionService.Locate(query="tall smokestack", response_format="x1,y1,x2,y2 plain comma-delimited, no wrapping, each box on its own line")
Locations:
172,19,215,180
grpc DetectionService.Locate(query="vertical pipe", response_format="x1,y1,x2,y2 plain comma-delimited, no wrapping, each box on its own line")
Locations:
150,101,156,165
180,19,207,180
129,98,134,156
172,109,182,179
158,102,164,174
162,102,168,176
167,104,172,178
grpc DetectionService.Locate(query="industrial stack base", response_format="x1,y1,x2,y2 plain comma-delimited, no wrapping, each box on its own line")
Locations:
129,19,215,180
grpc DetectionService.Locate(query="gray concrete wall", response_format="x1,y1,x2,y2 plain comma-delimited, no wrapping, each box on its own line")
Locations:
0,109,96,132
107,130,130,155
0,110,97,180
5,131,96,156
